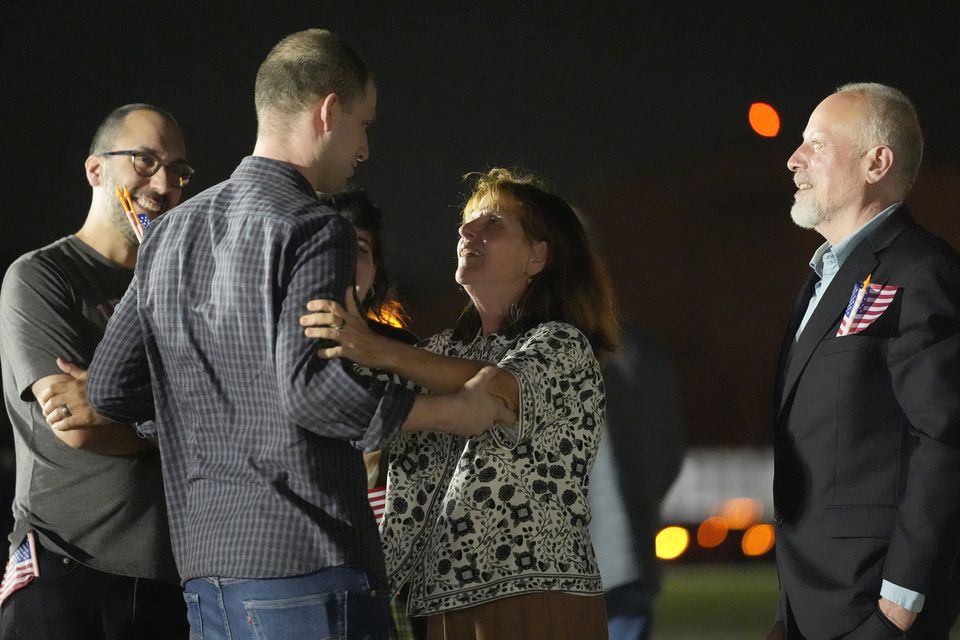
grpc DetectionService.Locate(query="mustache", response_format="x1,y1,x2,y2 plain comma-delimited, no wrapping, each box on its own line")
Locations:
129,189,169,212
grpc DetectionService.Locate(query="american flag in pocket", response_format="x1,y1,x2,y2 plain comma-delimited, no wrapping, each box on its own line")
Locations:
837,277,899,337
0,532,39,606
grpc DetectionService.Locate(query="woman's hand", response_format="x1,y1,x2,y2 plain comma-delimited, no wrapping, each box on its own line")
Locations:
300,287,393,369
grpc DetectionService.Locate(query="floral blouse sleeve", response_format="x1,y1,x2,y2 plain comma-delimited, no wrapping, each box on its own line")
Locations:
494,321,601,449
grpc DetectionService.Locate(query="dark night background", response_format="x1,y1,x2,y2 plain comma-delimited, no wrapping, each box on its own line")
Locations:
2,1,958,459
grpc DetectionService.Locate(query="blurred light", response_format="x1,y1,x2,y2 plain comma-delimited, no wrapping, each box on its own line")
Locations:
719,497,762,530
749,102,780,137
367,300,411,328
696,515,729,548
656,526,690,560
742,524,776,556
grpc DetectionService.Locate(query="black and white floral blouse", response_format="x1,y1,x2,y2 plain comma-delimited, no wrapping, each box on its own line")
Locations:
382,321,605,616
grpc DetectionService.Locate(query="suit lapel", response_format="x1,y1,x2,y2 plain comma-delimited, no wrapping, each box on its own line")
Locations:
776,207,913,419
774,274,816,408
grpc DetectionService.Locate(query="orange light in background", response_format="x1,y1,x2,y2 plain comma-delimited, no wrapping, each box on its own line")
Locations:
720,497,763,530
749,102,781,137
655,526,690,560
367,300,411,329
742,524,776,556
696,515,729,548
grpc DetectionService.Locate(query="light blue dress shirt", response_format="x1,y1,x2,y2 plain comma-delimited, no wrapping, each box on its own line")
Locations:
793,202,924,613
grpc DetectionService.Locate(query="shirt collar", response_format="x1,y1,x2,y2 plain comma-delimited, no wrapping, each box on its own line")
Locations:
232,156,318,198
808,202,901,277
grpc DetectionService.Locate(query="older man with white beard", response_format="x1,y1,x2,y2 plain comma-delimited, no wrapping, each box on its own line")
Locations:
767,83,960,639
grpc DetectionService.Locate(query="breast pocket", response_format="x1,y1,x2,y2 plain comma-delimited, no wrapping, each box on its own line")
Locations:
816,334,881,356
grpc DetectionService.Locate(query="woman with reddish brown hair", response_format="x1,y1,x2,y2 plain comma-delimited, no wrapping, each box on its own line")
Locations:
302,168,618,639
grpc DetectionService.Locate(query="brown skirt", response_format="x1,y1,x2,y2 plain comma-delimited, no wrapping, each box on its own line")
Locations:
425,591,608,640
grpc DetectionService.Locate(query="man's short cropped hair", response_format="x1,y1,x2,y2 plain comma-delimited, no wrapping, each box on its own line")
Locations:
255,29,370,133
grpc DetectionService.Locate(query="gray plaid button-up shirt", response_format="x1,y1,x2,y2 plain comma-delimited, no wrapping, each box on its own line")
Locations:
89,156,414,583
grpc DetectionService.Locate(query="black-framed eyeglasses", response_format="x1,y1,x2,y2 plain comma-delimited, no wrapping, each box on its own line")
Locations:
100,149,195,188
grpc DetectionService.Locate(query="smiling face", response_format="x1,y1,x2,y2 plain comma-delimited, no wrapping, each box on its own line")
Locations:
91,109,187,243
456,193,547,309
787,92,869,230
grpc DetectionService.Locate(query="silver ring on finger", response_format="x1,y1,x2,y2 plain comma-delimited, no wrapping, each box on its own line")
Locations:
60,405,72,418
333,316,346,332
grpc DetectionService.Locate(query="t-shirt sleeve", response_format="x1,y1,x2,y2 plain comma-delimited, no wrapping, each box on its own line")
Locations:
0,256,88,401
496,322,602,448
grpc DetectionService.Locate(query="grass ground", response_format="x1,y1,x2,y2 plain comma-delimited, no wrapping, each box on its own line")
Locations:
653,562,778,639
651,562,960,639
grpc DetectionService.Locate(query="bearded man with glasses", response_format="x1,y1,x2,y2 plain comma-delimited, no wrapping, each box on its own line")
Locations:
0,103,191,639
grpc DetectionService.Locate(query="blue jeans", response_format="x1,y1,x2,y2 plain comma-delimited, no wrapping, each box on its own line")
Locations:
182,567,390,640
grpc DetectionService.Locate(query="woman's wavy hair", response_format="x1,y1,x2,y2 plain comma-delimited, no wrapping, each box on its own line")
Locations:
453,168,619,357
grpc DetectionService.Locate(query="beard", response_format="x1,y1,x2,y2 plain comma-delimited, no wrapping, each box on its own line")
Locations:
790,196,834,230
108,201,138,245
100,164,139,245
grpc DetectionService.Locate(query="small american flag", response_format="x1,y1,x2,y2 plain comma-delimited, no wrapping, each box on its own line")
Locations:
368,487,387,526
0,532,39,606
837,275,899,337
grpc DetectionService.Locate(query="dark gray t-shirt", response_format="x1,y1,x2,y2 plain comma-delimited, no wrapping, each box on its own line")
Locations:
0,235,177,582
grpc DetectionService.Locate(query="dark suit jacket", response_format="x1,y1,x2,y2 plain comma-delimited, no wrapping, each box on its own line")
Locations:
773,207,960,638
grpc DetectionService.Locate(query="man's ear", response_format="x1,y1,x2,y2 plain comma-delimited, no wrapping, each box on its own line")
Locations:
84,155,103,187
314,92,340,135
865,145,894,185
527,240,548,277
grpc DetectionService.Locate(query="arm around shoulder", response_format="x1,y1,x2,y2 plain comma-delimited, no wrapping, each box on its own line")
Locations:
301,293,520,411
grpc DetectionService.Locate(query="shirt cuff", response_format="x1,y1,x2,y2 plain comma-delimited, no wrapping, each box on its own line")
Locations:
880,579,925,613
